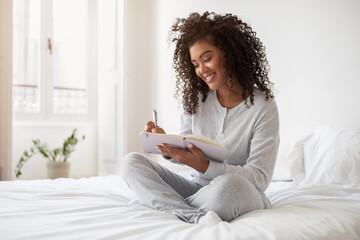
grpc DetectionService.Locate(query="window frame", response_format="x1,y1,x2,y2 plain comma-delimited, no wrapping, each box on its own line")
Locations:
13,0,97,123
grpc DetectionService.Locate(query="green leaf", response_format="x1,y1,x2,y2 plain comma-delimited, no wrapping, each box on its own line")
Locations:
15,128,85,178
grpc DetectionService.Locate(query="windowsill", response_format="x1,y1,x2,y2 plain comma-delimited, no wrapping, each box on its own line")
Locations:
13,120,97,127
13,110,97,126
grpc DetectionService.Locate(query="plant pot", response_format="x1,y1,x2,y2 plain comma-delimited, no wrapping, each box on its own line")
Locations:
47,162,70,179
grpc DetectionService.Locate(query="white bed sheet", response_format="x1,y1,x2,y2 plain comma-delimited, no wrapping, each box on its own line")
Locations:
1,175,360,240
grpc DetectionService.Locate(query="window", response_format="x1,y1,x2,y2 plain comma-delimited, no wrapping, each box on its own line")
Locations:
12,0,96,118
12,0,41,113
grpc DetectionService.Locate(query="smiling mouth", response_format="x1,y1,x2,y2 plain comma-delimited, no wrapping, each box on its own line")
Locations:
204,73,215,83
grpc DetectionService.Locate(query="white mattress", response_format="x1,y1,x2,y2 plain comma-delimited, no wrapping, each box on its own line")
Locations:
1,175,360,240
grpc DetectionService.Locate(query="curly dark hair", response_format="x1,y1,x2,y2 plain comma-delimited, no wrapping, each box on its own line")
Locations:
169,11,274,114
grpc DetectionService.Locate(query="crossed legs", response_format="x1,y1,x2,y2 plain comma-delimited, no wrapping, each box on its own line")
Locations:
120,152,269,223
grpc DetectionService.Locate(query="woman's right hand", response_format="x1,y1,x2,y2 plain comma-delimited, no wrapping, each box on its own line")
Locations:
144,121,171,159
144,121,166,134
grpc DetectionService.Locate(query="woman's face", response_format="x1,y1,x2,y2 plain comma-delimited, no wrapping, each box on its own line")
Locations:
189,38,226,90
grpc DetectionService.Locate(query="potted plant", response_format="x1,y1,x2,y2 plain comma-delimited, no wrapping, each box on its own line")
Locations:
15,128,85,179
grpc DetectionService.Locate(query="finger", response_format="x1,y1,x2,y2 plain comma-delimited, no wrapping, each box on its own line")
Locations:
152,127,166,134
161,144,184,163
143,125,152,132
156,145,171,156
159,144,172,154
146,121,156,129
161,144,189,159
188,143,202,157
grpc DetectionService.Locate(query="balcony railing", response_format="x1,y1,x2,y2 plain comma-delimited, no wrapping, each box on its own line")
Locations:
13,84,39,112
53,85,87,114
13,84,87,114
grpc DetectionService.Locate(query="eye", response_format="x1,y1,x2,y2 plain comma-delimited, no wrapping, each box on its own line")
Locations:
193,64,199,69
204,57,211,62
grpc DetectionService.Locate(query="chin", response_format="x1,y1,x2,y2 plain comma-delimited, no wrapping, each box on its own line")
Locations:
206,82,221,90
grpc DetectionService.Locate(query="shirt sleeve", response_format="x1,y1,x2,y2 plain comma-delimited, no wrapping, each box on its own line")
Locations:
179,108,193,136
203,103,280,192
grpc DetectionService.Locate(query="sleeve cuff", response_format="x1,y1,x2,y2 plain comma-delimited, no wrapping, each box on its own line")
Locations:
203,160,225,179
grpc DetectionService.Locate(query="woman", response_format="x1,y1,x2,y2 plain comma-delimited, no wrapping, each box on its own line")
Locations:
121,12,279,224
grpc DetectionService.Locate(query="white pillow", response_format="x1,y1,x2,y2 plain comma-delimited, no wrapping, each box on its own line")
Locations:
301,126,360,185
272,132,313,182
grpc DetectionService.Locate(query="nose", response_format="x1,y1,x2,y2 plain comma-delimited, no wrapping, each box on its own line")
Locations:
198,63,208,74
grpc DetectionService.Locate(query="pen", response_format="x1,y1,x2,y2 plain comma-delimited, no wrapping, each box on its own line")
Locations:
153,110,158,128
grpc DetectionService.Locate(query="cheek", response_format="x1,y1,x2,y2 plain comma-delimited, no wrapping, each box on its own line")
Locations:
195,69,201,78
216,61,226,77
215,58,224,71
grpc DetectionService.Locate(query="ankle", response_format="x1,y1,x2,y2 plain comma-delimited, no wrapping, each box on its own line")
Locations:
197,211,222,225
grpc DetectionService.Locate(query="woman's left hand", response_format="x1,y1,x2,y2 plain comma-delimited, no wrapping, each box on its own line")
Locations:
156,143,209,174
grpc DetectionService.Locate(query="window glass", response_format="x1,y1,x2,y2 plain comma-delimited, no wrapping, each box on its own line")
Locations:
52,0,88,114
12,0,41,113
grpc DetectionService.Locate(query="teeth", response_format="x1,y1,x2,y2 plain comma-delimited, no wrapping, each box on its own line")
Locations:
204,74,214,82
205,74,214,81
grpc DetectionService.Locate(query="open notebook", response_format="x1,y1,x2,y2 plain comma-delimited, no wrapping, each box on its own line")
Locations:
139,132,228,162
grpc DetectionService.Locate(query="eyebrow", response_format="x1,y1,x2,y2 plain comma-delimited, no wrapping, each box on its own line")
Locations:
191,50,212,62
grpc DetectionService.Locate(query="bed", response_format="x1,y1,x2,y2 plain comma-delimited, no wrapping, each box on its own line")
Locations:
1,126,360,240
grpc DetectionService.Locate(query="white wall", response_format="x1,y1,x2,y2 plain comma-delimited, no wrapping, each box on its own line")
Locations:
125,0,360,153
6,0,360,178
12,124,97,179
123,0,160,152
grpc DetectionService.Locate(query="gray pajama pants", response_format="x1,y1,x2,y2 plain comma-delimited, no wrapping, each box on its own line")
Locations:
120,152,270,223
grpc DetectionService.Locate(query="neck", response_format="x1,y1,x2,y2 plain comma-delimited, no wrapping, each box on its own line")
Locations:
216,86,248,109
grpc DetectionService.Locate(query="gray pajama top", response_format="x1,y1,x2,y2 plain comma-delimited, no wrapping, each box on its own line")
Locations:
179,89,280,191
